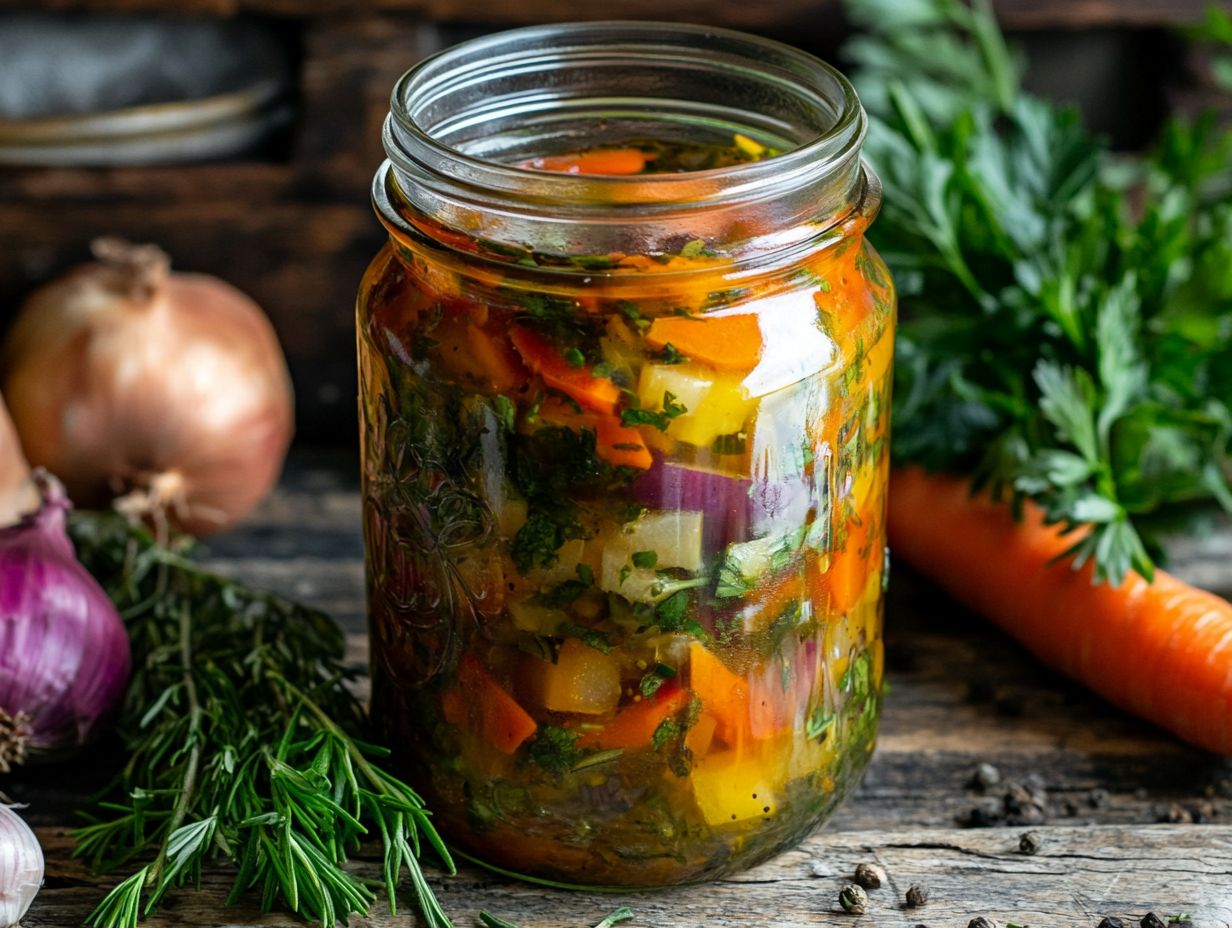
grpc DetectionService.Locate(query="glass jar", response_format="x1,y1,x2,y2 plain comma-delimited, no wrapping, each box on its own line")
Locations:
358,22,894,888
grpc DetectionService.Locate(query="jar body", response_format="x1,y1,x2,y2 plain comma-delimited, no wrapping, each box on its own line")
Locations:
358,209,893,887
359,20,894,888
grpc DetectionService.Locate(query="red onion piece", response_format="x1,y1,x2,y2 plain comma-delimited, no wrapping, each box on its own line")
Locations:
0,476,130,769
631,457,812,551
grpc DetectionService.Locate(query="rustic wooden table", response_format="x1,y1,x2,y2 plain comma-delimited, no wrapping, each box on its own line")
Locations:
12,452,1232,927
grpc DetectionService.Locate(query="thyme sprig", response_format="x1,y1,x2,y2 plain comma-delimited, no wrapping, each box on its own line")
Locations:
67,512,455,928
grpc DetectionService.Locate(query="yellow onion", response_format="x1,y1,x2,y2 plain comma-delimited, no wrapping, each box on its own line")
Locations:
0,395,37,528
1,238,294,536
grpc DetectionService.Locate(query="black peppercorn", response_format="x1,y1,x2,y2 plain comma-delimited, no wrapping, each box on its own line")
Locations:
1142,915,1167,928
853,862,886,890
1097,918,1126,928
972,762,1002,790
905,883,929,907
1018,830,1043,855
839,883,868,915
968,918,996,928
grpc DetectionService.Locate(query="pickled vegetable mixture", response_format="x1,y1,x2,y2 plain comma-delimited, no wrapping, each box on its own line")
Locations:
359,136,894,886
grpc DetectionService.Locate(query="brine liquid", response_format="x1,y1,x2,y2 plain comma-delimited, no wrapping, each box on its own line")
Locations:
358,137,894,886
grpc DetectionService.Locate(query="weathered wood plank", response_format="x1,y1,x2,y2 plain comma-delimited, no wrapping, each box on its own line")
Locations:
25,825,1232,926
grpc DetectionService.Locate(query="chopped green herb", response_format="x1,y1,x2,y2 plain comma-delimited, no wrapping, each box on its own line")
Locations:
575,563,594,586
563,346,586,368
638,663,677,699
568,254,622,271
539,578,588,608
620,391,687,431
679,239,715,258
658,342,687,364
618,503,647,524
528,726,585,778
571,749,625,772
806,706,835,741
558,622,615,655
510,512,564,574
651,717,680,751
653,590,690,629
639,672,666,699
631,550,658,569
492,395,517,433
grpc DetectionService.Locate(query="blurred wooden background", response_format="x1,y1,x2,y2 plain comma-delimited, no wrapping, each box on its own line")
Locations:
0,0,1226,444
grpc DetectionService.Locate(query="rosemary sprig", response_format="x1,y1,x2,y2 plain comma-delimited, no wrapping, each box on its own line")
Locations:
67,511,455,928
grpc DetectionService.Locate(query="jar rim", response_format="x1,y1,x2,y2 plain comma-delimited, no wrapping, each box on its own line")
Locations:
384,20,866,213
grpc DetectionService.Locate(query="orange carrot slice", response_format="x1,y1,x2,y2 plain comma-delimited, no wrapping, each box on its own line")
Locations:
645,314,763,372
537,397,652,470
510,326,621,414
819,517,873,617
573,683,691,750
522,149,651,175
453,654,538,754
687,642,750,746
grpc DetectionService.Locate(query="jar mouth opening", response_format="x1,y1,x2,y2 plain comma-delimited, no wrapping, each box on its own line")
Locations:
385,21,866,212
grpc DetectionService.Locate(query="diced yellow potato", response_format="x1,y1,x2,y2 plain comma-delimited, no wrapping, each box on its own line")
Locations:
497,496,528,539
690,750,779,826
609,510,705,571
733,132,766,158
597,510,705,601
637,363,753,447
599,546,662,602
525,639,621,715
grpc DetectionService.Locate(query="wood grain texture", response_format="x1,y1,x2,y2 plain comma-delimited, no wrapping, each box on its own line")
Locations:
23,824,1232,927
10,451,1232,925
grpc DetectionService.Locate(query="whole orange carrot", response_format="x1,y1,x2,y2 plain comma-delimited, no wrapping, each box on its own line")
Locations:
889,466,1232,755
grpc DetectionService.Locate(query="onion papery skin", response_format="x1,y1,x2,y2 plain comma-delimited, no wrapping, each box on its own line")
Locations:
0,477,130,766
0,241,294,536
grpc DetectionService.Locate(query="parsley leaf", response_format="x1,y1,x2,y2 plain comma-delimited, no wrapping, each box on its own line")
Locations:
528,726,584,778
620,391,688,431
631,550,658,569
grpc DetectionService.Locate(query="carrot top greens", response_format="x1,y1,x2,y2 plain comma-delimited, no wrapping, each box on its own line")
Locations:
850,0,1232,582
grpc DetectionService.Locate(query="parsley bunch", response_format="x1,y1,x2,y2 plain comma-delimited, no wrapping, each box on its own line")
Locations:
846,0,1232,581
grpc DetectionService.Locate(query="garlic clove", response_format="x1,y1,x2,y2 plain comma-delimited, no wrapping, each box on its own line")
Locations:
0,804,43,928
